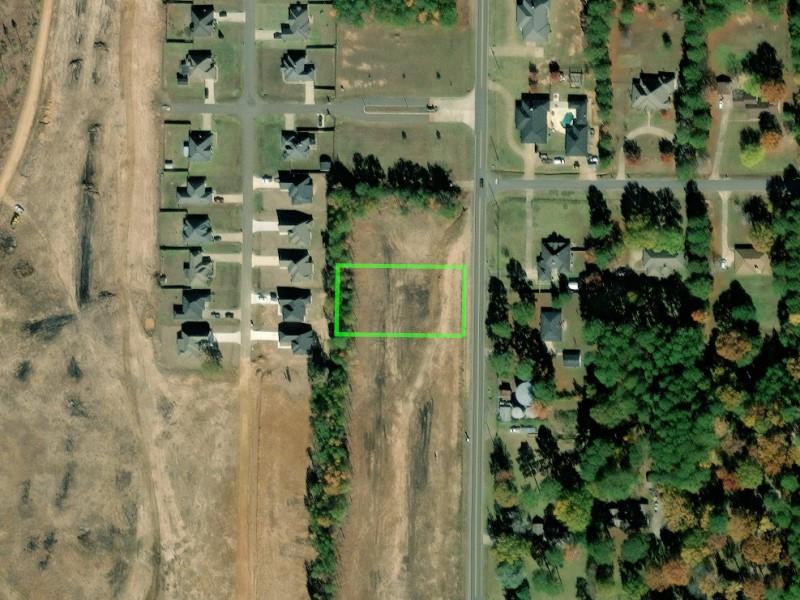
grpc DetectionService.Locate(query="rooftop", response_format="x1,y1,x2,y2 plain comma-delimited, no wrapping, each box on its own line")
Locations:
174,289,212,320
277,286,311,322
177,175,213,205
564,95,589,157
278,171,314,204
278,248,314,281
642,249,685,278
540,307,562,342
734,244,771,275
280,49,315,83
631,71,677,111
185,130,214,162
281,130,316,161
176,321,216,356
516,0,550,44
177,49,215,85
280,3,310,39
537,232,571,282
515,93,550,145
183,214,214,244
190,5,216,37
278,321,315,354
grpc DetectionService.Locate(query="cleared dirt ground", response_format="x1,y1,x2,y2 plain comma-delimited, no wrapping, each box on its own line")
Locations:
0,0,240,597
338,206,469,600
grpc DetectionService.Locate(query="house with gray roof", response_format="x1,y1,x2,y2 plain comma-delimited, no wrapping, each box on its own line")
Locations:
631,72,677,111
174,289,212,320
184,130,214,162
515,93,550,145
281,130,316,161
565,95,589,156
177,176,213,205
277,287,311,322
642,249,685,278
190,5,216,37
278,248,314,282
516,0,550,44
279,171,313,204
537,232,571,281
562,349,582,368
177,49,215,85
281,50,315,83
277,209,312,247
177,321,217,356
184,249,214,287
278,322,315,355
280,3,310,40
540,307,562,343
182,215,214,244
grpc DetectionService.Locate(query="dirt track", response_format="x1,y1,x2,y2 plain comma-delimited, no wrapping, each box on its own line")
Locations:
338,207,469,600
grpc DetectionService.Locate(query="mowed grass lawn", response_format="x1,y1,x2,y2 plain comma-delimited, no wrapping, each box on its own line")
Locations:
707,9,792,75
719,119,797,177
162,24,244,102
189,116,243,193
336,23,473,97
333,121,474,181
489,90,525,174
531,196,590,247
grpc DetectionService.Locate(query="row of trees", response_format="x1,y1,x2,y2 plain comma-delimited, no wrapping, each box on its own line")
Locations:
582,0,615,167
333,0,456,26
326,153,462,217
683,181,713,300
485,267,555,390
673,0,711,177
304,154,463,598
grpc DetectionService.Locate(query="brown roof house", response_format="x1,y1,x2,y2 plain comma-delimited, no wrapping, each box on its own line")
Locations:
734,244,771,275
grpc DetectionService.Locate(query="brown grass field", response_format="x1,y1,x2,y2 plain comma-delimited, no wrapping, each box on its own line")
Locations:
337,206,469,600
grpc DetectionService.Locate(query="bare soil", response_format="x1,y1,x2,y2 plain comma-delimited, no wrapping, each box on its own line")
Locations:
337,206,469,600
0,1,240,597
0,0,39,167
349,266,463,334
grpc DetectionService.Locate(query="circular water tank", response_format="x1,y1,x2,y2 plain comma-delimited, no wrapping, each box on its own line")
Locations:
511,407,525,420
515,382,533,407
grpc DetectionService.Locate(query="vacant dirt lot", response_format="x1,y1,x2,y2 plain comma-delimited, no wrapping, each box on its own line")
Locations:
338,206,469,600
0,0,39,167
0,0,240,597
348,266,464,334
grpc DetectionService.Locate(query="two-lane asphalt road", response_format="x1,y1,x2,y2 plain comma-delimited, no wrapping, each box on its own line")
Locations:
467,0,490,598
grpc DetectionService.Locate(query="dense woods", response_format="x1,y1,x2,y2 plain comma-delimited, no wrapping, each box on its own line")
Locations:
487,173,800,598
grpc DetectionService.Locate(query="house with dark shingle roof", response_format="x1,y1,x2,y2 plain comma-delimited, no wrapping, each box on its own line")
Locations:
280,3,310,40
182,214,214,244
516,0,550,44
540,307,562,343
734,244,771,275
190,5,216,37
278,321,314,354
515,93,550,145
277,209,312,247
281,130,316,161
184,130,214,162
562,349,582,368
174,289,212,320
564,95,589,156
277,287,311,322
278,171,313,204
631,71,677,111
177,176,213,205
184,249,214,287
177,321,216,356
278,248,314,282
281,50,315,83
537,232,571,281
177,49,215,85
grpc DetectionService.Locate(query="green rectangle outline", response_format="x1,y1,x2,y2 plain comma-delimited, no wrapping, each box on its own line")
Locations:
334,262,468,339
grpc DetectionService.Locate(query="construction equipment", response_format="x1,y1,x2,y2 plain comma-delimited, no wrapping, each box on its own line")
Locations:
10,204,25,229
